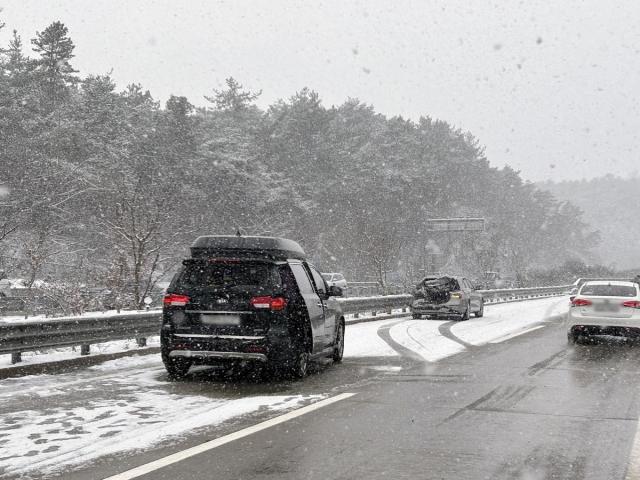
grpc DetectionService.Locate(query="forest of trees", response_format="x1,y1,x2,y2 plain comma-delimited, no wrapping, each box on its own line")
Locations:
540,175,640,270
0,20,600,310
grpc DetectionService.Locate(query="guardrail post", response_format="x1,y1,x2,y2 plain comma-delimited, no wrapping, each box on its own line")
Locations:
11,352,21,364
371,310,377,316
136,337,147,347
80,344,90,355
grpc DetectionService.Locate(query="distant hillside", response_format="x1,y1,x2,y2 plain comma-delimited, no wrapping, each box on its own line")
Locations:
539,175,640,269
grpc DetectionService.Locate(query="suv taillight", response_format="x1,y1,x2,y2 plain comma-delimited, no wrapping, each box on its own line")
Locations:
622,300,640,309
250,296,287,311
571,298,592,307
163,294,190,307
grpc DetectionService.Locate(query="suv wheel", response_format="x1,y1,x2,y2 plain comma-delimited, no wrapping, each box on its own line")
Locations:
333,321,345,363
162,353,192,379
290,351,309,379
475,300,484,318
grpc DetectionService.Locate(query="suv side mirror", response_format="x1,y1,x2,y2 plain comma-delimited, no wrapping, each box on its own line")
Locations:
328,285,343,297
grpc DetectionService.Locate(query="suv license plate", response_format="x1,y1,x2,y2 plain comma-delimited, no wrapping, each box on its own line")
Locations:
201,314,241,326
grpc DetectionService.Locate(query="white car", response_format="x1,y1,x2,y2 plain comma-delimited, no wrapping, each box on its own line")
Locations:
567,280,640,344
321,272,348,291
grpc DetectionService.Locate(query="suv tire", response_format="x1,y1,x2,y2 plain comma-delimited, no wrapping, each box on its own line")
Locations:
474,300,484,318
332,321,345,363
163,354,192,379
289,350,309,379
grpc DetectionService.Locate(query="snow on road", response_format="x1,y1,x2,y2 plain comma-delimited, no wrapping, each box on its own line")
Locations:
0,355,323,477
389,319,465,361
354,296,569,362
450,296,568,346
0,297,569,477
343,318,400,358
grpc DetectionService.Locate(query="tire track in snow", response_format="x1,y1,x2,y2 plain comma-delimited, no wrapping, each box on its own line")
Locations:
438,321,476,349
376,320,425,362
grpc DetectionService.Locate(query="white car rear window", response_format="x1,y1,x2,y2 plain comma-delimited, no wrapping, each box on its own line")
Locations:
580,284,637,297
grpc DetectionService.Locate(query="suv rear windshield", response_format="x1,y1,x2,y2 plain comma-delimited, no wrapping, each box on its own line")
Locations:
174,261,281,292
580,284,637,297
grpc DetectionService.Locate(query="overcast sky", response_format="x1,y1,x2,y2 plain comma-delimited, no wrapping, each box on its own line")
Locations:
1,0,639,182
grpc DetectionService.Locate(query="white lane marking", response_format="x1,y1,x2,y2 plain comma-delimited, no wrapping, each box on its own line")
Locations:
626,417,640,479
488,325,545,344
101,392,356,480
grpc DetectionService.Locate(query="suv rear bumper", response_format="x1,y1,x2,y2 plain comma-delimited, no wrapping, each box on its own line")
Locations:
168,350,267,362
161,330,294,364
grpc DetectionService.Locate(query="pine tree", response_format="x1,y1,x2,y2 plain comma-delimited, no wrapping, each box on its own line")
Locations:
204,77,261,112
31,21,78,111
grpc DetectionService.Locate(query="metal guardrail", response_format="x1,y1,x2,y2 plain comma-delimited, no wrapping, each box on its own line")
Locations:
346,283,406,297
0,285,571,364
339,294,412,317
0,312,160,364
479,285,572,303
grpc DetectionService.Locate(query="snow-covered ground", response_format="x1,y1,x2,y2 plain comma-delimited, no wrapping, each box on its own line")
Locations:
390,319,465,361
346,295,568,362
0,355,323,477
343,318,400,357
450,295,567,346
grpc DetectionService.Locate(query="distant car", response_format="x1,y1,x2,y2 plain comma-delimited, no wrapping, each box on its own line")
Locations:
161,236,345,379
478,271,517,289
567,280,640,344
410,275,484,321
321,272,348,290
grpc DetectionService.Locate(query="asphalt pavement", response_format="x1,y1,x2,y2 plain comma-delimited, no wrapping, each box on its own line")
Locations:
4,298,640,480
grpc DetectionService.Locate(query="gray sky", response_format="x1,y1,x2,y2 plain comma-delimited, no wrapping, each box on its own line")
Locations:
2,0,639,182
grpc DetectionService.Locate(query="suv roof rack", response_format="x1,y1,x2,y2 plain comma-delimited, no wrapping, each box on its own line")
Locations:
190,235,306,260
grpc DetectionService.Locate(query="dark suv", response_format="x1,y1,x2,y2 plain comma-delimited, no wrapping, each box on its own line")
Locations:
160,235,345,379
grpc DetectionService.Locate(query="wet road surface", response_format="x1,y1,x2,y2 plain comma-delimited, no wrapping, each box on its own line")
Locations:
3,297,640,480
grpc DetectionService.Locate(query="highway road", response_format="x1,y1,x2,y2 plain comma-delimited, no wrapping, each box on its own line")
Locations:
3,296,640,480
